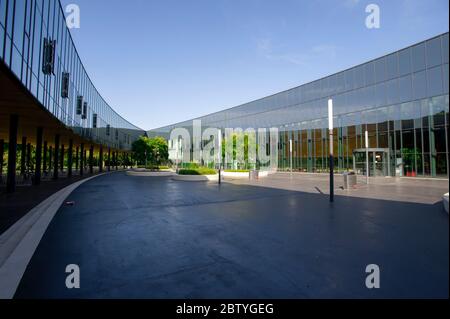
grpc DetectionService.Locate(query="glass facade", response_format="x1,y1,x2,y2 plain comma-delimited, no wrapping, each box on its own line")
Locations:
150,33,449,178
0,0,143,150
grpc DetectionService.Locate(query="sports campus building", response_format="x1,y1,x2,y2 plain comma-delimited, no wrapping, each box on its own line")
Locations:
150,33,449,178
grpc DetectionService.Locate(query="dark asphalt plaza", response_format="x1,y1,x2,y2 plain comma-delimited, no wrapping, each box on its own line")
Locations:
15,172,449,298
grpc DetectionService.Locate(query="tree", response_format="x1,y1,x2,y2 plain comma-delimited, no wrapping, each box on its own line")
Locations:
132,136,169,166
222,132,258,169
132,136,151,165
148,136,169,166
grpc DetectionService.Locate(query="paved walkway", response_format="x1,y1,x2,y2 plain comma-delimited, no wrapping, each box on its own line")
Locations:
225,172,449,204
0,169,113,235
14,172,449,298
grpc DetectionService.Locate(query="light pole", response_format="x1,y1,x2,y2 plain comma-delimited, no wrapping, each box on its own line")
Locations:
365,130,369,184
289,139,293,176
328,99,334,203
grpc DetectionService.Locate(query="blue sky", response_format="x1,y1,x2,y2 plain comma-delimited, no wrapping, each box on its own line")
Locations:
60,0,449,130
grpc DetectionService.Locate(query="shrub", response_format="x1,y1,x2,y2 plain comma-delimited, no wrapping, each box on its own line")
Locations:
224,169,250,173
180,162,200,169
178,167,217,175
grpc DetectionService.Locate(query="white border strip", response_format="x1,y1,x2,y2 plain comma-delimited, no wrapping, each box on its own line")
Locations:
443,193,449,214
0,173,108,299
172,174,218,182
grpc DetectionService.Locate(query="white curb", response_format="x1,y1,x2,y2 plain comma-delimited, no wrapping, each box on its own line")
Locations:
172,174,218,182
443,193,449,214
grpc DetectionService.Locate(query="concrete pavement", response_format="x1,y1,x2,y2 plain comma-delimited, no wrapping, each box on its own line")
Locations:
13,172,449,298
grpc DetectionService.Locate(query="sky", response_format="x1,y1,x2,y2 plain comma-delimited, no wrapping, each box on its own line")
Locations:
60,0,449,130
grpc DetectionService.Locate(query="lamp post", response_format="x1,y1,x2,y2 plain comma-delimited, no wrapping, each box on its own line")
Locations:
289,139,293,176
328,99,334,203
365,130,369,184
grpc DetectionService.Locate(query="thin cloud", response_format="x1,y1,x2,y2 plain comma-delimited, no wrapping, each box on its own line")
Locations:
256,38,308,65
257,38,338,66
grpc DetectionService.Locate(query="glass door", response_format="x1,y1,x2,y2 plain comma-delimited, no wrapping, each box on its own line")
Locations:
374,151,387,176
353,148,389,177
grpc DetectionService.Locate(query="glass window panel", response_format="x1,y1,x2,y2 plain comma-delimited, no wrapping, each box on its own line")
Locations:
354,65,364,88
427,66,443,97
401,101,420,124
374,82,386,107
426,37,442,68
398,48,411,76
329,74,337,96
6,0,13,35
402,128,414,147
0,24,4,59
398,75,412,102
389,104,402,122
436,153,447,176
375,57,386,83
386,53,398,80
364,85,375,108
386,79,399,104
335,72,345,93
0,0,6,28
430,95,446,126
411,100,422,120
442,34,449,64
313,80,322,98
377,106,389,123
365,61,375,86
412,43,426,72
434,127,447,153
421,99,429,128
443,63,449,94
11,46,22,76
345,69,354,91
412,70,427,99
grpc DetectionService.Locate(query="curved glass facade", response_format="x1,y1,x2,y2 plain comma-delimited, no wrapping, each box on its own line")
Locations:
0,0,143,150
150,33,449,178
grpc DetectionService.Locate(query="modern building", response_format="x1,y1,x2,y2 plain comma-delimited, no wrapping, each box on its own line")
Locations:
150,33,449,178
0,0,144,192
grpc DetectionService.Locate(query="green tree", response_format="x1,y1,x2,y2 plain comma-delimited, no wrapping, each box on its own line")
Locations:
132,136,151,165
148,136,169,165
222,132,258,169
401,148,422,173
132,136,169,166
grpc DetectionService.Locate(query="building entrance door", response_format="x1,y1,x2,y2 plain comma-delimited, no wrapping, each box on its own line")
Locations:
353,148,390,177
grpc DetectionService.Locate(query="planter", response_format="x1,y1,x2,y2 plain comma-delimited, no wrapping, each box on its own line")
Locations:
222,171,249,179
127,168,175,177
222,170,269,180
172,174,218,182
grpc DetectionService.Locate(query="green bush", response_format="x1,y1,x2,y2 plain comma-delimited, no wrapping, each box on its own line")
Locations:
158,166,170,170
178,167,217,175
180,162,200,169
224,169,250,173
